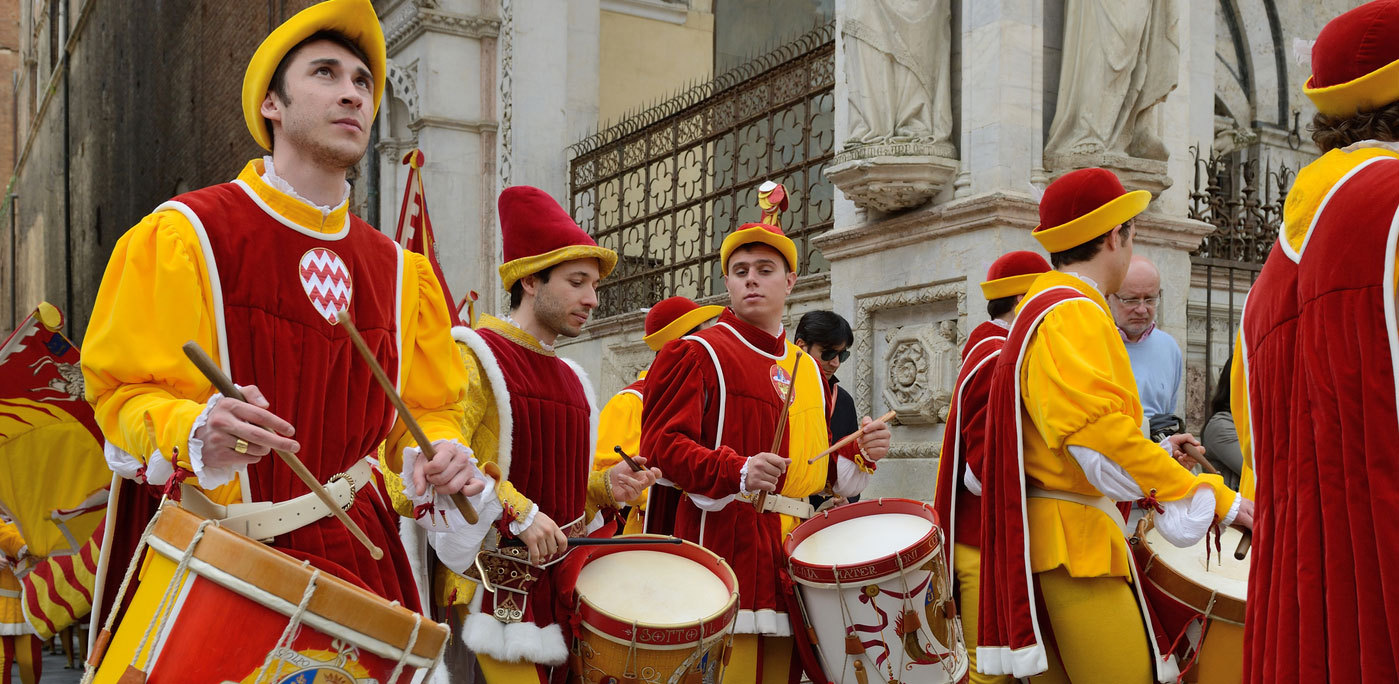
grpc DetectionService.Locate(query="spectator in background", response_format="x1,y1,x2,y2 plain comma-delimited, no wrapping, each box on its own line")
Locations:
1201,354,1243,489
795,311,860,507
1109,255,1184,440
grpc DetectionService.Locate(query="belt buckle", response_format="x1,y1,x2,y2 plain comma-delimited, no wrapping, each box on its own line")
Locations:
328,471,357,511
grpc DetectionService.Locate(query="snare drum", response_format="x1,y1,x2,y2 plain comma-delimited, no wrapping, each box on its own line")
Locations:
92,504,447,684
571,536,738,684
1131,521,1248,684
785,498,967,684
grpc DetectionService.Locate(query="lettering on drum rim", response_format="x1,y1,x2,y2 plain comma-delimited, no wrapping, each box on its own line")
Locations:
789,538,940,584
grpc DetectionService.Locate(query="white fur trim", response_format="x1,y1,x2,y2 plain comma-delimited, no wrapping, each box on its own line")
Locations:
399,516,432,618
560,357,601,475
453,325,514,479
462,613,568,665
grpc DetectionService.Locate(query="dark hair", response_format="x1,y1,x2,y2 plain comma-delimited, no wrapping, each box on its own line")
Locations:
794,310,854,349
1311,99,1399,152
265,30,372,146
1210,353,1233,416
1048,222,1133,269
508,266,554,310
987,295,1017,319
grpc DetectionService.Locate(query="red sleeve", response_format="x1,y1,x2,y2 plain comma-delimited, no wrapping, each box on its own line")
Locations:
959,363,995,480
641,339,747,499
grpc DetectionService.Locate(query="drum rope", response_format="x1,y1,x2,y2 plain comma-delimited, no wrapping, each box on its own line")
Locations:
624,619,640,680
253,567,322,684
832,563,857,684
386,612,423,684
130,517,216,673
80,502,167,684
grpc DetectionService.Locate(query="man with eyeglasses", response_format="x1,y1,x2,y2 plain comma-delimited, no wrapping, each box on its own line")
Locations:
1108,256,1185,442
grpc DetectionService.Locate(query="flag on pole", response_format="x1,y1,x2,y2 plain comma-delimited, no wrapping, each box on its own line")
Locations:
394,149,464,327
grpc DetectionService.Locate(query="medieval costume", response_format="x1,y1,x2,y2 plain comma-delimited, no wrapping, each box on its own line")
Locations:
1232,3,1399,679
976,169,1239,683
592,297,721,535
933,250,1049,684
80,0,458,607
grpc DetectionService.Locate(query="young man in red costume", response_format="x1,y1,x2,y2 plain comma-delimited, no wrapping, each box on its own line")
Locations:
81,0,484,608
975,168,1252,684
933,250,1050,684
396,186,661,683
641,182,893,683
592,296,722,535
1233,2,1399,679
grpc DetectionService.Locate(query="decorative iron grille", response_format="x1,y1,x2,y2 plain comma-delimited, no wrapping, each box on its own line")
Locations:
1185,144,1294,430
568,23,836,318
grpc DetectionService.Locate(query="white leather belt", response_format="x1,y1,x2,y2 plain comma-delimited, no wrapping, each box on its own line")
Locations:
740,492,815,519
180,458,374,542
1027,486,1127,536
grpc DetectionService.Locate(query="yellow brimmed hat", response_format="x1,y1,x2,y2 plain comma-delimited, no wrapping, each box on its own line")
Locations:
1305,0,1399,118
242,0,387,151
720,181,799,274
642,297,723,351
497,186,618,291
981,251,1052,300
1033,167,1150,252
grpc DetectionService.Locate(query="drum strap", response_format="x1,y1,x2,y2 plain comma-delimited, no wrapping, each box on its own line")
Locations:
1026,487,1128,537
178,459,374,541
740,492,815,519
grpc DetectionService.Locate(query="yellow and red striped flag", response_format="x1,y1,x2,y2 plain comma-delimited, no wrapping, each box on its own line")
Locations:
394,149,466,326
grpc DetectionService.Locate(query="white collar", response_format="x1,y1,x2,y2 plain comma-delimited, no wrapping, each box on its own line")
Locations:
1341,139,1399,154
503,315,555,352
1062,271,1102,293
990,318,1011,331
261,156,350,217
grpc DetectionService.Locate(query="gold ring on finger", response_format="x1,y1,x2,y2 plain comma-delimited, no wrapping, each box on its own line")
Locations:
234,438,250,454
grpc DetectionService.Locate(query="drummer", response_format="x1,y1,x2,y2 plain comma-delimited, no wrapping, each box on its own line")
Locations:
933,250,1050,684
974,168,1252,684
80,0,484,609
394,185,660,683
641,182,892,683
592,296,722,535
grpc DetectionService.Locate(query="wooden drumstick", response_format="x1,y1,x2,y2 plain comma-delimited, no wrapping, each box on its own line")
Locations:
755,351,803,512
613,446,644,472
1234,530,1252,560
335,312,479,525
1181,442,1220,475
807,410,898,464
181,342,384,560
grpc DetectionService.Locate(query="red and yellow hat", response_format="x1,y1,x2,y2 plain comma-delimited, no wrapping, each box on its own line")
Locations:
497,186,618,290
720,181,799,274
1033,168,1150,252
243,0,386,152
981,251,1052,300
1306,0,1399,118
642,297,723,351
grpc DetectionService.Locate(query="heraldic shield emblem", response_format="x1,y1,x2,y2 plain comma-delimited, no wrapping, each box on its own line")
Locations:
299,248,354,325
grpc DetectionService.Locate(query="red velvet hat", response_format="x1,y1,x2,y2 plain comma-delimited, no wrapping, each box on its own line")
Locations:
1307,0,1399,118
981,251,1052,300
497,186,618,290
642,296,724,351
1033,168,1149,252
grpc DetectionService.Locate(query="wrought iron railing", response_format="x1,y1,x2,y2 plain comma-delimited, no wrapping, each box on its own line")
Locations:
568,23,836,318
1185,145,1294,430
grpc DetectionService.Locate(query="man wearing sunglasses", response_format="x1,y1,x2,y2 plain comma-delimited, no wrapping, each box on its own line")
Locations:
794,311,860,509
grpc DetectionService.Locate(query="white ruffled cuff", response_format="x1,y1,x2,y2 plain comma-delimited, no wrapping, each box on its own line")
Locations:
186,393,236,489
428,491,506,576
400,441,497,530
1219,490,1243,528
833,455,871,498
738,456,754,496
508,505,540,536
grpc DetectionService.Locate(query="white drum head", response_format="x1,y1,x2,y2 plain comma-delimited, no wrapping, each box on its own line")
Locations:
1146,526,1249,602
789,513,934,568
575,549,731,625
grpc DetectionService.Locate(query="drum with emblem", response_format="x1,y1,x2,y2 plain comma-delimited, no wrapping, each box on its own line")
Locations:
785,498,967,684
570,536,738,684
91,504,447,684
1130,518,1248,684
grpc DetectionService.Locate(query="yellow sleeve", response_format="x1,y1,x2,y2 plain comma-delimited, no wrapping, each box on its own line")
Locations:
80,210,235,497
779,349,831,499
593,391,642,473
1230,331,1255,499
383,253,470,474
1024,301,1236,518
0,521,24,558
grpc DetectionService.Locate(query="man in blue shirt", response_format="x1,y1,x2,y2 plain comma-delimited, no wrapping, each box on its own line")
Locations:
1109,255,1183,439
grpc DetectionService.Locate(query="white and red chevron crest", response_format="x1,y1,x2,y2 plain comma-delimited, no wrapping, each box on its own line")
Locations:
299,248,353,325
